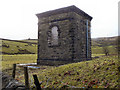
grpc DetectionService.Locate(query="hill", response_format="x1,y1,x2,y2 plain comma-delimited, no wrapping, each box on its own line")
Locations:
9,55,118,88
92,36,118,46
35,55,118,88
1,36,119,88
0,38,37,54
91,36,118,55
20,39,38,43
0,36,118,55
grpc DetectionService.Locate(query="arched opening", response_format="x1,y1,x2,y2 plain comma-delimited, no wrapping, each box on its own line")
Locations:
51,26,58,45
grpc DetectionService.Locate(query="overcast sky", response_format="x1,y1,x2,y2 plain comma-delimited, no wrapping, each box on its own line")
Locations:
0,0,119,40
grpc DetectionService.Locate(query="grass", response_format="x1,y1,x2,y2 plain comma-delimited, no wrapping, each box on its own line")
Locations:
2,54,37,70
91,54,105,57
35,55,119,88
1,36,119,88
1,40,37,54
91,45,117,54
2,54,118,88
20,39,37,43
1,38,117,55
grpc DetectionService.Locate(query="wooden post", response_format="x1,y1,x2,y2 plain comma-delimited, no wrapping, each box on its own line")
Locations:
12,64,16,79
118,66,120,72
33,74,41,90
24,66,29,89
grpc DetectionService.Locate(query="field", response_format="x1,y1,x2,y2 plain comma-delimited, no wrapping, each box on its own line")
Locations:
2,54,119,88
1,38,37,54
1,36,119,88
36,55,119,88
91,36,118,55
2,54,37,71
1,36,118,55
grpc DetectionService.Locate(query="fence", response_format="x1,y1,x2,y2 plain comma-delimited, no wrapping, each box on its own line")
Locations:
11,64,41,90
6,64,81,89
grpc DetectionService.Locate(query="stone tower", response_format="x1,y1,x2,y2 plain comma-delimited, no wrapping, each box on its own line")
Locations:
36,5,92,65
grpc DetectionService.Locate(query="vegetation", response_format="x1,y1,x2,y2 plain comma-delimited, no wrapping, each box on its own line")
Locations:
36,55,118,88
20,39,37,43
91,45,117,55
1,39,37,54
2,54,37,71
2,55,118,88
1,36,118,55
92,36,118,47
1,36,119,88
91,36,118,55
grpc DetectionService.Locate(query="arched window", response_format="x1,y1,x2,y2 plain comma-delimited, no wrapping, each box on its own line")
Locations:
51,26,58,45
47,26,59,46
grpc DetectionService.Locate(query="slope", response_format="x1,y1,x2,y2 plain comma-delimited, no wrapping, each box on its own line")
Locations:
1,39,37,54
36,55,118,88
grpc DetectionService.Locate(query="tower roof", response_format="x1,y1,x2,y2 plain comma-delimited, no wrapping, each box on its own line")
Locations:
36,5,92,21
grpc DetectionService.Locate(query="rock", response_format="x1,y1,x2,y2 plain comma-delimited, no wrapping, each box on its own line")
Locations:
1,72,25,89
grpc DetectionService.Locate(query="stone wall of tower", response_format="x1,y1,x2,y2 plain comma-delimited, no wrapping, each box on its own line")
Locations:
37,6,92,65
72,12,92,61
37,12,74,65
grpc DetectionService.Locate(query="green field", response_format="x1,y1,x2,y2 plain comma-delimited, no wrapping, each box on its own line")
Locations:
36,55,118,88
2,54,37,70
1,36,118,55
91,45,117,54
20,39,37,43
2,55,118,88
1,36,119,88
1,39,37,54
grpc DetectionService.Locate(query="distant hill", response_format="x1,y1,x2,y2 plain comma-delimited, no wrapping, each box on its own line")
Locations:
91,36,118,54
0,36,118,54
92,36,118,47
0,38,37,54
0,38,37,44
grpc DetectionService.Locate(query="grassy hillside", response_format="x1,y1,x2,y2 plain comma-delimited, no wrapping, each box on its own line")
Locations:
91,46,117,55
20,39,37,43
92,36,118,46
36,55,119,88
2,54,37,70
91,36,118,55
1,36,119,88
1,36,118,55
6,55,117,88
1,39,37,54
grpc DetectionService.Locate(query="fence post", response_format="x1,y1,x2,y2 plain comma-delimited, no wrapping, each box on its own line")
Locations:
24,66,29,89
33,74,41,90
12,64,16,79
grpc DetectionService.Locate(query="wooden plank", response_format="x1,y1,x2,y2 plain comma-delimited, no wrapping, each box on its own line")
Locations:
33,74,41,90
24,67,29,89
